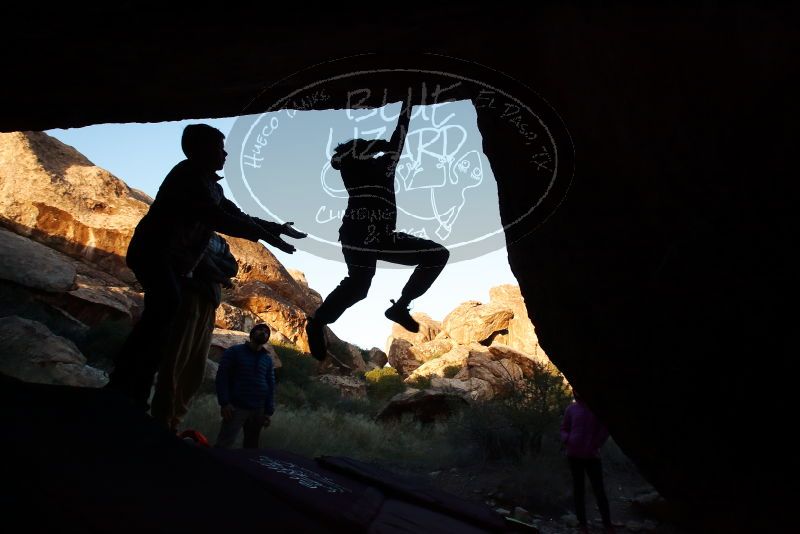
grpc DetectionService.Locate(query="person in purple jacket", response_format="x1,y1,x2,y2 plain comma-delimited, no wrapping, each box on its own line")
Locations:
560,390,615,533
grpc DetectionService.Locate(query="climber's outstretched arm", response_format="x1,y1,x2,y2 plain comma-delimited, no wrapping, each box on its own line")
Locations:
386,100,412,161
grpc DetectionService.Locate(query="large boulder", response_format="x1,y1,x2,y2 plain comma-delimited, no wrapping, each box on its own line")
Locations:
488,285,545,358
227,281,310,351
376,388,468,423
0,131,317,321
366,347,388,368
487,343,549,374
58,265,143,325
441,301,514,345
214,302,261,333
269,330,293,346
0,316,107,387
287,269,323,310
207,329,282,363
405,345,471,382
0,130,367,389
429,376,494,402
0,227,76,292
224,237,319,315
409,338,457,364
0,227,142,327
0,279,89,341
406,343,534,400
324,334,367,374
0,131,151,283
316,374,367,398
207,329,249,362
460,349,522,397
386,338,420,378
388,312,441,347
287,269,308,286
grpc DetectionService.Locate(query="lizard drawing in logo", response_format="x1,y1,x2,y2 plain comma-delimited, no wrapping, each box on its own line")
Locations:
320,104,485,242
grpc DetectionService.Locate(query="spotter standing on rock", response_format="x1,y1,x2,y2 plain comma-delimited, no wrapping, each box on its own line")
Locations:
107,124,306,410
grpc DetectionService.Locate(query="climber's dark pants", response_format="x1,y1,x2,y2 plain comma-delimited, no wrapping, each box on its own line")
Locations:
108,255,183,410
314,231,449,324
568,457,612,527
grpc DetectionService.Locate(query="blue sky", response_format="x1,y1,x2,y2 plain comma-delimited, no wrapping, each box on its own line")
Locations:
47,105,518,349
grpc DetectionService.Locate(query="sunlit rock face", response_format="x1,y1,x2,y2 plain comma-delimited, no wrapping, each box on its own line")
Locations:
0,131,344,359
0,131,149,283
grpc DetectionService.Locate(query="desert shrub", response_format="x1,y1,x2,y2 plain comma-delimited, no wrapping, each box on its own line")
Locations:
304,380,342,408
442,365,461,378
279,380,342,410
272,342,314,387
278,380,381,417
365,367,405,402
522,362,573,420
185,356,572,471
406,374,432,390
270,341,344,408
332,395,377,417
270,341,386,412
182,394,452,467
449,362,572,461
274,382,308,409
263,406,453,467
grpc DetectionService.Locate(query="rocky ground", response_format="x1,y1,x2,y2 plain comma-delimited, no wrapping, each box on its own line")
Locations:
404,452,690,534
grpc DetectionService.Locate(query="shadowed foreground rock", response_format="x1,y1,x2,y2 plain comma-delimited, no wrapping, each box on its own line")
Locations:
0,316,106,387
377,389,469,424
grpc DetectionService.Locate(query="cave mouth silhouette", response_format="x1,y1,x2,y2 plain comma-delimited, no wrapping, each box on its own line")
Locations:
2,8,796,532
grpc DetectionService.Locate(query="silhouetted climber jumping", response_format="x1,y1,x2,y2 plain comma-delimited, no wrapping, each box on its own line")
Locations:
306,101,450,360
107,124,306,410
